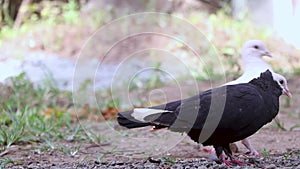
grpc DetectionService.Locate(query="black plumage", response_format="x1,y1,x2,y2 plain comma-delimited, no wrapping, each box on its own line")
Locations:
117,70,283,164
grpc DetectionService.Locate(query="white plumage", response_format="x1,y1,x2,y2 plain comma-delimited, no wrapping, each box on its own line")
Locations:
225,40,273,85
131,108,171,122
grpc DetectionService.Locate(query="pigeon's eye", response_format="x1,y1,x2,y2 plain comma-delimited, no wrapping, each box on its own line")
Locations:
279,80,284,84
254,45,259,49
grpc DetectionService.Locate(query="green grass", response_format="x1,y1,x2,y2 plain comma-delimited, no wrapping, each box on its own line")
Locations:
262,148,269,158
289,124,300,131
273,118,287,131
59,144,81,156
163,157,176,165
0,102,73,149
0,158,14,169
0,72,120,166
128,62,166,92
0,73,74,149
284,152,291,160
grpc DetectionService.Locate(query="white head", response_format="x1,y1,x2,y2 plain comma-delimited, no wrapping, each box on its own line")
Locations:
242,40,272,60
272,73,292,98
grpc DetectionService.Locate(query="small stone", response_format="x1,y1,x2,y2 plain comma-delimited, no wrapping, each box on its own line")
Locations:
148,157,161,164
265,164,277,169
66,135,74,142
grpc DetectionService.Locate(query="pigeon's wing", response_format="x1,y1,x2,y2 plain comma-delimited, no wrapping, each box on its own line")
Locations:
141,89,213,132
220,84,264,130
202,84,266,145
150,99,182,111
160,89,213,132
162,84,265,144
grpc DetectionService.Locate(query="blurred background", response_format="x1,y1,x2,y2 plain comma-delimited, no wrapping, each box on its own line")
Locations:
0,1,299,165
0,0,299,121
1,0,300,106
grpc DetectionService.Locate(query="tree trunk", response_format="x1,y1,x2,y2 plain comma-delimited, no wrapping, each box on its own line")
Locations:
0,0,23,27
14,0,32,29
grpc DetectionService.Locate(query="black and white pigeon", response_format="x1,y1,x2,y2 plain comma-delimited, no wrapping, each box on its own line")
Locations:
118,70,290,165
223,40,292,156
225,40,291,95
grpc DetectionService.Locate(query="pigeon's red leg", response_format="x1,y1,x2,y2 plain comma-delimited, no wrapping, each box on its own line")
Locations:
213,146,232,166
220,154,233,166
230,159,248,165
241,139,260,156
218,154,248,166
223,144,249,166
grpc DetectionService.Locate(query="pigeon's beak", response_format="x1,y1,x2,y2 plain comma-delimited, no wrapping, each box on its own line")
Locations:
264,51,272,58
283,87,292,98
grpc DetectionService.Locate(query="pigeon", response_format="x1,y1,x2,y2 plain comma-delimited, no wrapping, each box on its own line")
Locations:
118,70,291,165
223,40,292,156
226,40,273,85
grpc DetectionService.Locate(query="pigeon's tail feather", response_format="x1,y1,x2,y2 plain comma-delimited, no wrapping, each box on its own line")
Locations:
117,108,173,129
117,110,151,129
131,108,172,122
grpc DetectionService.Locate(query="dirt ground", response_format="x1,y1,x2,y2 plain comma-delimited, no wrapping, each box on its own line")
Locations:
2,75,300,168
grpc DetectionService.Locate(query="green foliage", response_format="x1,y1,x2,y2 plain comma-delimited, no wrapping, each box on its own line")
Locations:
273,118,287,131
96,146,118,162
59,144,81,156
0,73,72,112
96,89,121,111
1,73,43,111
0,110,25,148
0,105,74,149
284,152,291,160
284,97,291,108
0,0,82,45
0,158,14,169
293,68,300,75
262,148,269,158
62,0,80,24
191,68,207,82
84,129,106,144
29,0,80,25
0,26,18,40
289,124,300,131
163,157,176,165
0,73,73,149
129,62,166,92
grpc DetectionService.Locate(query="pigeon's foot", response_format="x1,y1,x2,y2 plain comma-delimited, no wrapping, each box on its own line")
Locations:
219,154,235,166
221,158,248,166
241,139,259,156
245,150,260,157
218,154,248,166
222,159,233,166
229,159,249,166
